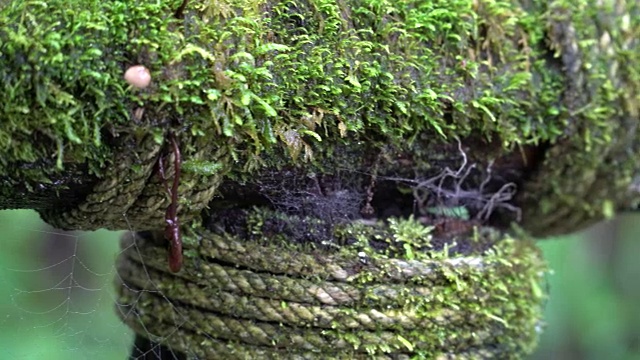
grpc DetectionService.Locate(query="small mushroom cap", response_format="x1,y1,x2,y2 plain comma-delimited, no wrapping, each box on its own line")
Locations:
124,65,151,89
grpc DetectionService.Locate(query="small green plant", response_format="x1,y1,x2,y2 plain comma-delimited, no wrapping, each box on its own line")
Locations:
425,205,470,220
387,215,433,260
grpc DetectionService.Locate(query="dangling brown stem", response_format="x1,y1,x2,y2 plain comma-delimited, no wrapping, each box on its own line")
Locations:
157,133,183,273
174,0,189,19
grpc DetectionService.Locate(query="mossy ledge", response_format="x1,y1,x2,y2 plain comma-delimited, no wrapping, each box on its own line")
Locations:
0,0,638,358
116,208,546,359
1,0,637,236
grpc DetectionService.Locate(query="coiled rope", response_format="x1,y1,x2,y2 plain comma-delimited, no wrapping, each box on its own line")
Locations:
115,209,545,359
35,129,546,358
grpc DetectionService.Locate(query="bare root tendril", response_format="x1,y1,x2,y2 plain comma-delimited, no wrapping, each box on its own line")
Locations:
383,139,521,222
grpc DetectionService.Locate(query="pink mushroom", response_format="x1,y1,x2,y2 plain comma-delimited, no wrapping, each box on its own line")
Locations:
124,65,151,89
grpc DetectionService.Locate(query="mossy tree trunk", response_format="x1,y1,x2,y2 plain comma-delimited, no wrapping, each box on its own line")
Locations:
0,0,638,358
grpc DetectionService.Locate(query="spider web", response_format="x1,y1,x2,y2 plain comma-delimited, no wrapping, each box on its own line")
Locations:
0,145,523,360
115,221,196,360
0,209,133,359
2,208,638,359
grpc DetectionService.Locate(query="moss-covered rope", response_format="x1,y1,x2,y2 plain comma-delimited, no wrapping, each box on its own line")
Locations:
115,209,546,359
37,130,229,230
519,0,640,235
1,0,637,358
2,0,638,237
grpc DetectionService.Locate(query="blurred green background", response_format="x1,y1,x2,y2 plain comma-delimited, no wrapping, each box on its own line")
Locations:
0,209,638,359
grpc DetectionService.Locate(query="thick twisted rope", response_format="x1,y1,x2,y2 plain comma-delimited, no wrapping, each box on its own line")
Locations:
39,132,228,231
32,129,546,358
115,209,546,359
3,0,634,357
32,131,545,357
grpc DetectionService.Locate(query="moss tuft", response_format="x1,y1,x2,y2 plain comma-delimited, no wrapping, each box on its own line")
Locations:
1,0,568,182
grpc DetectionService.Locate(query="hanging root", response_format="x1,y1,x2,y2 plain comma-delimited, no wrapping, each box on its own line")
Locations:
381,139,521,222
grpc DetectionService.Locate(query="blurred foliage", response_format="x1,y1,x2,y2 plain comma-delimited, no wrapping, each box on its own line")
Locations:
0,209,638,359
0,209,131,360
533,215,640,360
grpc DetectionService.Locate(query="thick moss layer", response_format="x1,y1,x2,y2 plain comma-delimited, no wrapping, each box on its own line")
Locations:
0,0,561,184
2,0,638,236
6,2,636,356
519,0,640,235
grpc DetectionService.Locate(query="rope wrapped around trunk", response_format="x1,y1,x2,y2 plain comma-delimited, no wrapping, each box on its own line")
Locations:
39,132,229,231
115,208,546,359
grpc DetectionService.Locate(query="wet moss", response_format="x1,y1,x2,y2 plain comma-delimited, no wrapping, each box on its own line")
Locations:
4,0,637,236
1,0,567,180
519,0,640,235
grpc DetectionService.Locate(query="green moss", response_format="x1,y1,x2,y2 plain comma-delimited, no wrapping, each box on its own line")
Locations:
0,1,173,176
0,0,569,181
2,0,638,236
3,0,636,355
519,0,640,235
